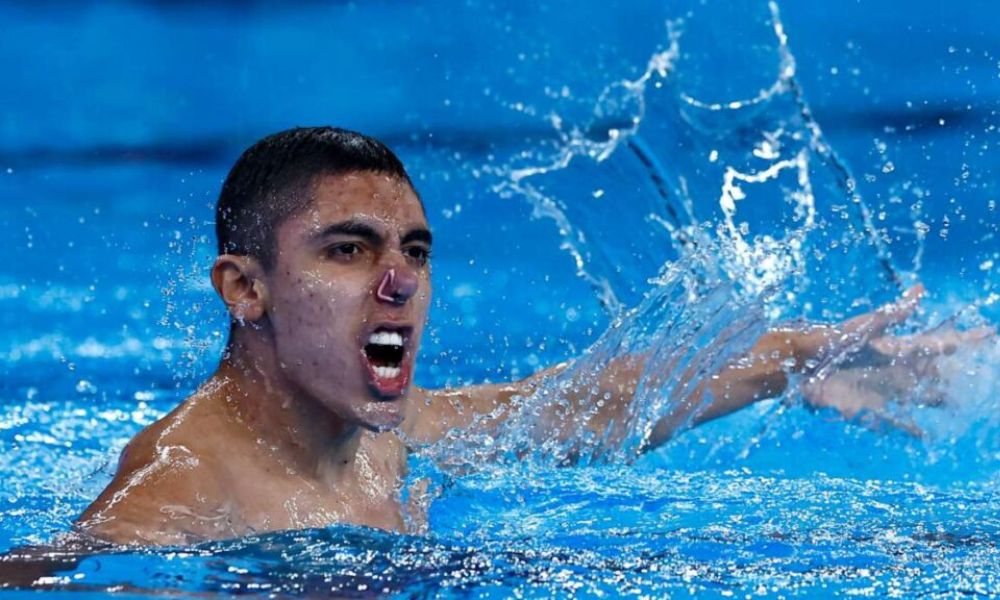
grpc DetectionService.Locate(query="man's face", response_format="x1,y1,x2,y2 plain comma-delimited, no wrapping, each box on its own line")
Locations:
263,171,432,431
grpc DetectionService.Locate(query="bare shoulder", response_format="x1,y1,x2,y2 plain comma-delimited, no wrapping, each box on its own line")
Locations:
76,394,238,545
401,385,487,445
402,363,570,445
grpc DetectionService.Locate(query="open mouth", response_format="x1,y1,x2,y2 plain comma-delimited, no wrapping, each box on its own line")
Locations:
360,326,412,398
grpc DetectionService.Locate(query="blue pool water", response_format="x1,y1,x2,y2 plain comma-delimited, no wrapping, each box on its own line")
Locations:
2,0,1000,596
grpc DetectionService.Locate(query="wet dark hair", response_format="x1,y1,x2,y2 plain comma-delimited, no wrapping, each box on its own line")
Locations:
216,126,415,269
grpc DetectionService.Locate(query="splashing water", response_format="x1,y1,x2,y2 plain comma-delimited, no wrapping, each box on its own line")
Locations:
496,1,902,319
421,1,940,477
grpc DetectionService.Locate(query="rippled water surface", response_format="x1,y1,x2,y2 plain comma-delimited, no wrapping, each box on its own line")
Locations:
3,0,1000,596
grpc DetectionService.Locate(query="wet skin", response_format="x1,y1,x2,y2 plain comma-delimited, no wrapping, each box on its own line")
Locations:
75,172,993,546
79,172,435,542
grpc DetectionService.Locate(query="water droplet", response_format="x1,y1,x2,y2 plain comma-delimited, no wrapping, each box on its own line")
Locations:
75,380,97,394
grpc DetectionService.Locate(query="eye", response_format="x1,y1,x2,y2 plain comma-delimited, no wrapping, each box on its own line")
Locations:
326,242,362,260
403,246,431,266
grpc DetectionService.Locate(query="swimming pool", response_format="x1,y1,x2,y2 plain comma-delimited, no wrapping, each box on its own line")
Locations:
2,0,999,595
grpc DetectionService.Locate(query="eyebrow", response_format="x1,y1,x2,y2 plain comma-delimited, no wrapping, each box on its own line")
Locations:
314,220,384,245
401,228,433,246
313,220,432,247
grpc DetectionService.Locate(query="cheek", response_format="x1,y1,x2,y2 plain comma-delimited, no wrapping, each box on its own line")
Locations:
277,275,327,322
271,272,360,347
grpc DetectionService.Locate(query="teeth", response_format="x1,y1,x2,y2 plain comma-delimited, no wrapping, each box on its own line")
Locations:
369,331,404,346
374,366,401,379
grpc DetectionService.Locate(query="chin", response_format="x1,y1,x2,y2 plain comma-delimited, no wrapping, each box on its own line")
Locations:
356,401,406,432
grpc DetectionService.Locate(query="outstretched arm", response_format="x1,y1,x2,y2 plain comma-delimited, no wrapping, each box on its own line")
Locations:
405,327,822,452
403,335,793,454
405,285,986,451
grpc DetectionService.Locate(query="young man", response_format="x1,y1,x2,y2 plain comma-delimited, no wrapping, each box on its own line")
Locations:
75,127,982,545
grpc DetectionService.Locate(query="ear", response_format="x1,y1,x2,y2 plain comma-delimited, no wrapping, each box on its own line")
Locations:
211,254,269,323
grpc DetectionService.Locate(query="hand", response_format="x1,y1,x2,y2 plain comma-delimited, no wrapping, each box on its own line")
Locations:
793,285,994,433
790,284,926,372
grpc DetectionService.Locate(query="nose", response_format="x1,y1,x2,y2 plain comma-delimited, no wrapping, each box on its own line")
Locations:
375,267,418,306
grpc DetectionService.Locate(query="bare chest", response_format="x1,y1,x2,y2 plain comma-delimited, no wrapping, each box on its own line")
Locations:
230,436,410,534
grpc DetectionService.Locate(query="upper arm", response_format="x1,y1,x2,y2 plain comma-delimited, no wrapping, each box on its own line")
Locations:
78,467,236,546
403,356,646,449
76,435,233,546
403,363,571,445
402,355,653,464
77,502,193,546
402,327,798,457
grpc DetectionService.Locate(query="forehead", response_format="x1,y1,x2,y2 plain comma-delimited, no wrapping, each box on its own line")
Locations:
285,172,427,236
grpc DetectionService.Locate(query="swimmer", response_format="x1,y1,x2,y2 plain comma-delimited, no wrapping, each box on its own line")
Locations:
65,127,989,545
